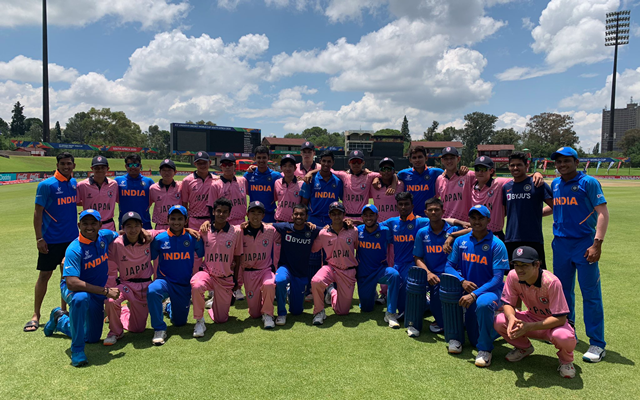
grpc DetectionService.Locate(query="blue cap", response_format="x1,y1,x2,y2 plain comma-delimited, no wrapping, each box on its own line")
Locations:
469,205,490,219
551,146,579,160
168,205,188,217
80,209,102,222
361,204,379,214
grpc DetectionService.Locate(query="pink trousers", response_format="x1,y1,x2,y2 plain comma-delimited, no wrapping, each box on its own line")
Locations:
191,271,234,323
243,269,276,318
311,265,356,315
105,281,151,337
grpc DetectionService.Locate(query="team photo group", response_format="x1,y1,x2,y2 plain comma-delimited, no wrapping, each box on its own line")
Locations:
25,141,608,379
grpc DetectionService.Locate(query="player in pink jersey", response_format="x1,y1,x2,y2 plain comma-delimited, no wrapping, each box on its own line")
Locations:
149,159,182,230
275,154,304,222
190,197,243,337
310,202,359,325
494,246,577,379
239,201,279,328
370,158,403,222
295,141,318,177
209,153,248,226
77,156,118,231
181,151,218,230
435,147,474,223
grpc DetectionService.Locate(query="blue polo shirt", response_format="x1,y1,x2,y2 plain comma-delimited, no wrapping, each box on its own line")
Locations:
413,221,461,274
244,167,282,214
503,177,553,243
397,167,443,216
273,222,322,278
551,172,607,239
63,230,119,287
381,214,429,267
356,224,393,278
300,172,343,225
151,229,204,286
35,171,78,244
115,174,155,229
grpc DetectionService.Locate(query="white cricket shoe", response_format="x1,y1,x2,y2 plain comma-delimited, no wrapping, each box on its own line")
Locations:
324,284,335,306
262,314,275,329
475,351,492,367
429,322,444,334
505,345,535,362
375,293,386,305
448,339,462,354
384,312,400,329
205,298,213,309
275,315,287,326
407,326,420,338
313,309,326,325
152,330,167,346
234,289,245,301
103,334,122,346
558,363,576,379
583,345,606,363
193,318,207,338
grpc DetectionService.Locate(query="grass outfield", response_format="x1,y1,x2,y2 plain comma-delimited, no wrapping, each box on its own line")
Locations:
0,156,195,173
1,180,639,399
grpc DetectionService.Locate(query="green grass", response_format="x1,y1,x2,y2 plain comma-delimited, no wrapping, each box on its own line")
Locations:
1,181,638,399
0,156,195,173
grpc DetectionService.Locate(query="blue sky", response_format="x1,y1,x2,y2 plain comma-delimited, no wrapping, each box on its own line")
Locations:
1,0,639,151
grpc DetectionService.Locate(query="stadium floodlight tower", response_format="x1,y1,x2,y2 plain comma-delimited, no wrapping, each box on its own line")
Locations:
604,10,631,153
42,0,50,144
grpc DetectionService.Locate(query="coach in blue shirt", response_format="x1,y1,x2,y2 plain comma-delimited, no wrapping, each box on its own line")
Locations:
115,154,154,229
244,146,282,223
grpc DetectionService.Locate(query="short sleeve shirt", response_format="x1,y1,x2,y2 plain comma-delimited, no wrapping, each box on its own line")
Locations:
503,177,552,243
77,177,118,224
552,172,606,238
502,269,569,321
35,171,78,243
63,230,119,287
413,222,461,274
397,167,443,216
447,232,509,292
202,223,243,277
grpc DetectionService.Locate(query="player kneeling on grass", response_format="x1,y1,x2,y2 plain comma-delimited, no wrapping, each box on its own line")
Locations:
191,197,242,337
44,209,120,367
310,202,359,325
442,205,509,368
148,205,204,346
494,246,577,379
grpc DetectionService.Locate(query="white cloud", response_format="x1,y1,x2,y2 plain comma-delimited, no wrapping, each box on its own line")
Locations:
0,56,78,83
0,0,190,29
580,73,599,78
497,111,531,131
562,110,602,150
237,86,323,119
522,17,534,30
559,67,640,110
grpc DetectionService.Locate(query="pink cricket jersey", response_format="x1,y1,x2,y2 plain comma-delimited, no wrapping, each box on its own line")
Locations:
107,233,159,286
502,269,570,321
333,171,378,219
241,224,280,270
370,180,404,222
181,172,217,219
202,223,243,277
471,177,509,232
274,177,304,222
436,171,475,222
77,177,118,226
149,180,183,226
311,226,359,270
209,176,248,225
294,162,318,178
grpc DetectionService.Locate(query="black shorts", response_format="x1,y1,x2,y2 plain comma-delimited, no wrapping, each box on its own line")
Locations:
505,241,547,270
37,242,72,272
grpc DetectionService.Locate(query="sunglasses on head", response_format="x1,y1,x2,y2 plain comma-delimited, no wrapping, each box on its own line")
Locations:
127,163,141,168
380,166,394,172
221,162,235,167
474,166,489,172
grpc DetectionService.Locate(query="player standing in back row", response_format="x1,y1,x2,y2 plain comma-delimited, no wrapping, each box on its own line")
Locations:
149,159,182,230
115,154,154,229
245,146,282,223
76,156,118,231
396,146,443,216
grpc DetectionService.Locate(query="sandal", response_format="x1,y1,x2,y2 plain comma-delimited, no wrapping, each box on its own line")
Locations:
23,319,39,332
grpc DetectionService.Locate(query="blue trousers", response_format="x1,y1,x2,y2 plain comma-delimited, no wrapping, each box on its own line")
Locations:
552,236,605,348
393,262,415,314
147,279,191,331
275,266,310,316
59,281,105,354
464,292,501,351
429,279,443,328
308,216,330,268
357,267,400,313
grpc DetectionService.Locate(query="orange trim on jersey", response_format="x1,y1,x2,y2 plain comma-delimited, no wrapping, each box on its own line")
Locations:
405,213,416,221
44,209,58,223
168,228,186,237
578,210,596,225
78,233,94,244
54,170,69,182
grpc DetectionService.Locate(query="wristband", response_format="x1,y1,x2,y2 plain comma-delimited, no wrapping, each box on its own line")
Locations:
104,287,108,295
37,238,44,242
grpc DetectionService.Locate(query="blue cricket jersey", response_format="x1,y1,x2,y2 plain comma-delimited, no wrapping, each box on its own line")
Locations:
244,167,282,215
413,221,461,274
300,172,343,225
273,222,322,278
502,177,552,243
551,172,607,239
381,214,429,267
115,174,155,229
356,224,393,278
397,167,443,216
35,171,78,244
151,229,204,286
63,230,119,287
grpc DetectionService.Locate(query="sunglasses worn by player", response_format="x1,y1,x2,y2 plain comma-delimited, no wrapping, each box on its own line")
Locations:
380,166,393,172
350,159,363,165
221,162,235,167
474,166,489,172
127,163,141,168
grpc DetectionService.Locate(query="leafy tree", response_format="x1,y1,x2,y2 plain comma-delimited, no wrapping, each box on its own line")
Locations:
64,108,144,147
422,121,439,141
302,126,329,139
63,111,93,143
285,127,344,147
24,118,43,133
53,121,62,142
437,126,462,142
28,123,43,142
146,125,171,159
10,101,26,137
522,113,579,158
620,128,640,155
374,128,402,136
0,117,9,136
592,142,600,155
460,112,498,165
489,128,521,147
401,115,410,143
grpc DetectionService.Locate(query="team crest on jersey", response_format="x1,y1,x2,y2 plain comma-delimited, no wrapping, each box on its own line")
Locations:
123,286,130,293
407,224,414,230
294,191,300,196
108,191,113,198
183,240,190,247
248,291,254,299
161,241,171,250
524,184,532,192
144,248,150,256
176,193,181,199
141,182,146,187
84,250,92,260
267,177,272,182
360,183,366,190
225,240,232,248
375,232,381,238
100,241,105,249
571,185,579,192
332,184,336,188
305,232,311,238
346,238,352,245
482,244,490,251
262,239,269,247
458,180,464,187
488,190,494,198
539,296,549,304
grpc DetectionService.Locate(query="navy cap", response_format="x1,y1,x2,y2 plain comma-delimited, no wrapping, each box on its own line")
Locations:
80,209,101,222
474,156,495,169
280,154,297,166
91,156,109,167
194,151,210,162
349,150,365,161
469,204,490,219
361,204,379,214
247,201,266,212
220,152,236,163
121,211,142,225
301,141,315,150
512,246,539,264
440,146,459,157
328,201,345,213
551,146,579,160
378,157,395,168
159,158,176,170
168,205,188,217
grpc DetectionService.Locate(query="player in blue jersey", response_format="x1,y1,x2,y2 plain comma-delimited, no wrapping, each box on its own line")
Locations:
115,154,155,229
356,204,401,328
148,205,204,345
43,209,120,367
26,152,78,333
244,146,282,223
273,204,322,325
396,146,444,216
502,152,553,269
443,205,509,368
413,198,471,337
546,147,609,363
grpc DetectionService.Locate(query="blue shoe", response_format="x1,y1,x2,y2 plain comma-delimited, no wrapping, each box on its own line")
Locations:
43,307,62,337
71,351,88,367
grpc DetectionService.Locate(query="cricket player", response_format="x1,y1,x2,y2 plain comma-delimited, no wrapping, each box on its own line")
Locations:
244,146,282,223
209,152,248,226
494,246,577,379
443,205,509,367
295,141,318,177
148,205,204,345
191,197,243,337
43,209,119,367
26,152,78,333
435,147,474,222
310,202,359,325
274,154,304,223
548,146,609,363
396,146,443,216
370,157,403,222
115,154,154,229
182,151,218,230
356,204,401,328
77,155,118,231
149,159,182,230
